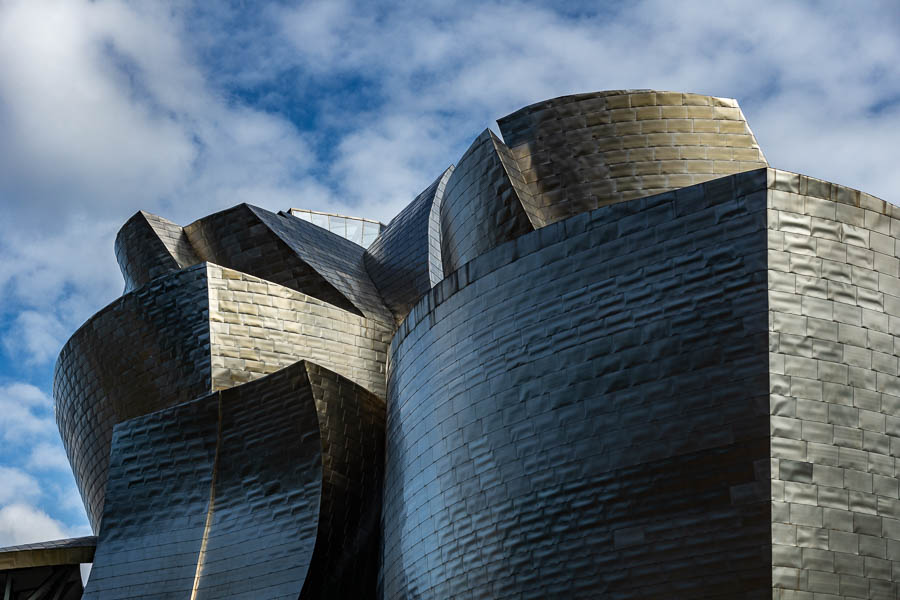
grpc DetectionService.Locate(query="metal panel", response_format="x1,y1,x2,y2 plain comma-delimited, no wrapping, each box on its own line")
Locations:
54,263,389,532
53,264,213,531
364,167,453,324
439,130,538,275
497,90,769,225
185,203,393,324
114,211,199,293
83,360,383,600
384,169,774,599
766,169,900,597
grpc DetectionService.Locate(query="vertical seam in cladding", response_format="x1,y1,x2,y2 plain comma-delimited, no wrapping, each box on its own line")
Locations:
428,166,454,288
205,262,214,394
191,389,223,600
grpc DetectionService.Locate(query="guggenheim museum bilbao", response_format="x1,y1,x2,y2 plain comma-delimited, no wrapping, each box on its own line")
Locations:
2,89,900,600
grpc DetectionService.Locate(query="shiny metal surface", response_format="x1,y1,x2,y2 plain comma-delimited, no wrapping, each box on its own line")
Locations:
186,203,393,324
83,360,383,599
54,262,389,532
54,264,213,532
0,537,96,570
114,210,200,293
47,90,896,599
439,129,538,276
206,264,391,397
364,166,453,323
385,168,775,598
766,169,900,598
497,90,769,225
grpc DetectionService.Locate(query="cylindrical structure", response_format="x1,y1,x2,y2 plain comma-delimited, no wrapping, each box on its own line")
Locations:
382,170,773,598
439,129,539,276
53,265,213,531
364,167,453,324
496,90,768,225
54,262,391,532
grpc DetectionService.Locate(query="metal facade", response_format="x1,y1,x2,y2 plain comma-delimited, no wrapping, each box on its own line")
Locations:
0,89,886,599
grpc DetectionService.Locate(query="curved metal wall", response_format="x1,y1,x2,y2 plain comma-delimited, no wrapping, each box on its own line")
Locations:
48,88,900,598
439,129,538,276
383,170,774,598
114,211,180,293
496,90,769,225
301,361,386,598
84,360,384,599
53,264,213,531
364,167,453,324
84,385,223,598
114,210,200,293
54,262,390,532
207,264,391,398
186,203,393,324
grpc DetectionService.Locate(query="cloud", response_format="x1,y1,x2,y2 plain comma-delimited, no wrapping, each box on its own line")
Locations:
0,1,194,222
27,442,71,472
0,503,70,546
0,0,327,368
0,467,41,505
0,383,55,442
268,0,900,221
2,311,72,366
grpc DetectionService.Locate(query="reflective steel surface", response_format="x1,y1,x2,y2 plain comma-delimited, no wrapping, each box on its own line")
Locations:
439,129,537,275
84,360,383,599
45,90,896,599
497,90,769,224
364,166,453,323
385,169,773,598
54,262,389,532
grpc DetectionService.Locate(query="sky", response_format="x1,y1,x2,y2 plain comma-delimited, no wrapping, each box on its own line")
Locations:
0,0,898,552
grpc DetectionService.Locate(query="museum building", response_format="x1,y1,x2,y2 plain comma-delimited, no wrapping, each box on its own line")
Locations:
1,90,898,599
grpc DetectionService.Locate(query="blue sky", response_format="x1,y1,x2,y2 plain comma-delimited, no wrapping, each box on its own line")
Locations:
0,0,898,547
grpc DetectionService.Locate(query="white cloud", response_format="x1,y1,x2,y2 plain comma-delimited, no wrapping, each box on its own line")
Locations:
0,1,194,219
0,0,327,368
0,383,55,442
0,0,321,229
266,0,900,230
0,503,70,546
2,311,71,366
0,467,41,505
0,382,50,408
27,442,71,472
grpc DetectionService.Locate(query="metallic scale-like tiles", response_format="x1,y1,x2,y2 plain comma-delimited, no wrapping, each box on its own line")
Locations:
439,130,539,276
54,262,389,531
385,167,900,598
496,90,769,225
114,210,200,293
83,360,383,600
54,264,213,532
49,89,900,599
206,264,390,396
384,169,774,599
364,166,453,323
186,203,393,324
764,170,900,598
